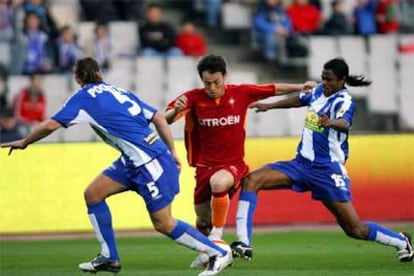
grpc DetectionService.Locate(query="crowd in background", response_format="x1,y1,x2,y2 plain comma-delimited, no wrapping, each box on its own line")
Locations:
0,0,413,142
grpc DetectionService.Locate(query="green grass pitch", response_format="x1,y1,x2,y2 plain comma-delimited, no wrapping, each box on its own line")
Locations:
1,229,413,275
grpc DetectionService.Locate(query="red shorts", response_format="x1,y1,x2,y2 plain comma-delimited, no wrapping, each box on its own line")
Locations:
193,162,249,204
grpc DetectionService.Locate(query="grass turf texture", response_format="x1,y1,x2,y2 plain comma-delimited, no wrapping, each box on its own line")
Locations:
1,230,413,276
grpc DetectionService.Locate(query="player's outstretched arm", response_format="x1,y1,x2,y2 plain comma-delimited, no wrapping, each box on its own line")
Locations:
165,95,188,124
250,96,303,113
0,119,62,155
152,111,182,170
275,81,317,95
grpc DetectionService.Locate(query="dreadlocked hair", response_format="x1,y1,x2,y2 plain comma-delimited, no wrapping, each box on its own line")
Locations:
324,57,371,87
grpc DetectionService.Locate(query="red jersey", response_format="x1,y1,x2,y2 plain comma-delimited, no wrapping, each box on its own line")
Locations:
287,4,322,34
175,32,207,56
14,88,46,124
168,84,275,166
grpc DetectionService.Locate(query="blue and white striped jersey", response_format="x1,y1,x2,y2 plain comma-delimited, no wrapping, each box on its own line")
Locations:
297,83,355,164
52,82,168,168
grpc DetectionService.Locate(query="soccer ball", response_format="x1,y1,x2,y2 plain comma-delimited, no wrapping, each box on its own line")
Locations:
211,239,231,253
191,239,231,268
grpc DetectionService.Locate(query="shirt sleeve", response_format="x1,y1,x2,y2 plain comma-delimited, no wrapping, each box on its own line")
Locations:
299,91,313,105
333,97,355,126
51,92,83,128
166,91,192,121
299,84,321,106
244,84,276,103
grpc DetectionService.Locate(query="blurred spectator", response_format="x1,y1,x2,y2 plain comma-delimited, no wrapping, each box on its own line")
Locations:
202,0,223,29
376,0,399,33
185,0,223,30
56,25,83,73
139,3,183,57
322,0,353,35
398,0,414,32
22,12,54,74
0,63,9,111
22,0,58,39
0,0,16,41
353,0,377,35
84,22,113,71
175,20,207,57
0,107,30,143
112,0,145,22
79,0,118,22
286,0,322,35
79,0,144,22
309,0,322,11
252,0,293,62
14,73,46,125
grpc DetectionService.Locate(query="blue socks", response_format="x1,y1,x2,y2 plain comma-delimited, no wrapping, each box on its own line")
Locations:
366,221,407,250
168,220,227,256
236,191,257,245
87,202,120,261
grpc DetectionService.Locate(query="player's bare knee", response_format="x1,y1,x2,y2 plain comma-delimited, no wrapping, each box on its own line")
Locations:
343,223,368,240
83,188,103,205
153,219,175,235
242,174,262,191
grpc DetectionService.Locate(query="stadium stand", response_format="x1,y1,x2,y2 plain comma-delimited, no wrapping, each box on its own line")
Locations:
367,35,399,114
48,1,80,29
135,56,165,110
166,56,199,103
0,42,11,69
2,0,413,143
108,21,139,58
337,36,369,99
306,36,338,80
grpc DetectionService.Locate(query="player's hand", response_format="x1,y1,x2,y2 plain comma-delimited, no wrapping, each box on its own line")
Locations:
174,96,187,112
170,150,182,172
303,81,317,92
0,139,27,156
249,102,270,113
319,113,331,128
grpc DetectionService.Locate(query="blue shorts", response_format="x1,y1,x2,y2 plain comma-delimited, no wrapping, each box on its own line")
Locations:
266,155,351,202
103,152,180,213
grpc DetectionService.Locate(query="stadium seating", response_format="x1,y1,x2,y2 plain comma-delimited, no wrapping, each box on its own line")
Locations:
221,2,251,30
166,56,199,103
76,21,95,50
7,75,31,105
0,42,11,69
367,35,399,113
337,36,370,98
109,21,139,58
307,36,339,80
397,35,414,129
106,58,135,91
48,2,80,29
135,57,165,110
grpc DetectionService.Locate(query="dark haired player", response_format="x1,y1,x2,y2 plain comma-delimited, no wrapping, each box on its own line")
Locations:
1,57,234,276
230,57,413,263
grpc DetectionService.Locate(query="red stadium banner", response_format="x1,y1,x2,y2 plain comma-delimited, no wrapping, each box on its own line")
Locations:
226,135,414,225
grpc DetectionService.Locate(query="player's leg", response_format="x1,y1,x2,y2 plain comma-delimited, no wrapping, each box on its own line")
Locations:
79,166,129,273
209,168,234,240
149,205,233,276
322,200,413,262
232,166,292,259
195,201,212,236
141,154,232,275
150,205,227,256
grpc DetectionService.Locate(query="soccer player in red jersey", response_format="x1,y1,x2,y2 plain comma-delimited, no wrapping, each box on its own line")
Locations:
165,54,316,266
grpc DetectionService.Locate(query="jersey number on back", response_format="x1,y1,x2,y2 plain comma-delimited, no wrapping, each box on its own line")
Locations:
88,84,141,116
